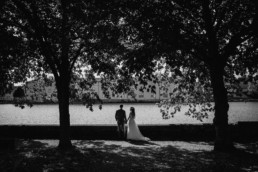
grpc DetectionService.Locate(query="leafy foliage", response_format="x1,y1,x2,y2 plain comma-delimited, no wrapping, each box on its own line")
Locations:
117,0,258,121
0,0,129,148
1,0,257,123
154,63,213,121
0,0,124,108
0,26,31,96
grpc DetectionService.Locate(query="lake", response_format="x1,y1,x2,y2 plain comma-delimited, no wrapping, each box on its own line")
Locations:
0,102,258,125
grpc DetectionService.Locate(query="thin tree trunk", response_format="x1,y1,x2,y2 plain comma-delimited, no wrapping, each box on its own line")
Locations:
56,76,72,150
209,65,235,151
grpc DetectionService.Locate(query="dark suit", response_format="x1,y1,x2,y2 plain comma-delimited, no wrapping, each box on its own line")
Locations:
115,109,126,139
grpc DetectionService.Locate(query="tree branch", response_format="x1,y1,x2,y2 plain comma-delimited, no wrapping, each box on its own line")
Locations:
30,2,62,71
221,28,253,60
201,0,217,47
13,1,60,79
214,0,234,32
69,43,84,73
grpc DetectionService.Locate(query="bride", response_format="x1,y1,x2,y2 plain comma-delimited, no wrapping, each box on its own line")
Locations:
126,107,150,141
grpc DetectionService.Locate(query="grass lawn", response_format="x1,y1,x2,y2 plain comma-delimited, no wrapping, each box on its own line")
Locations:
0,139,258,172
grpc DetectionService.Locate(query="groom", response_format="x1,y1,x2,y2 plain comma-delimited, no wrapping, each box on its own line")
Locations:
115,105,127,140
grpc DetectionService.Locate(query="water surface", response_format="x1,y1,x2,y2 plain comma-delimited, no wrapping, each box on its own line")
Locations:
0,102,257,125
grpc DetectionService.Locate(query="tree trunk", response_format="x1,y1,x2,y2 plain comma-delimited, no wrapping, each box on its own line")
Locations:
56,76,73,150
209,65,235,152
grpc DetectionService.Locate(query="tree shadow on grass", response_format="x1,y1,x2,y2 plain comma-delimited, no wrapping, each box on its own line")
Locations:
0,140,257,172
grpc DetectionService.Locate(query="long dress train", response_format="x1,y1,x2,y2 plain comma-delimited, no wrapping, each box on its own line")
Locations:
127,114,150,141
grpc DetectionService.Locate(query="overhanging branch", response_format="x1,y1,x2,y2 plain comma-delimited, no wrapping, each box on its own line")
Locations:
221,27,253,60
13,1,60,79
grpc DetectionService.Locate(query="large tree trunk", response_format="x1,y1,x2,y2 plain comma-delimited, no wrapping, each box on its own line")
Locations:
209,65,235,152
56,76,73,150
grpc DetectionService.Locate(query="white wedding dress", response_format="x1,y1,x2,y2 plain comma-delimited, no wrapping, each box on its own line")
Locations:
127,113,150,141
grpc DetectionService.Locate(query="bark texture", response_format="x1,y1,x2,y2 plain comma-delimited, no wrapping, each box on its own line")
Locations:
56,74,72,150
209,65,234,151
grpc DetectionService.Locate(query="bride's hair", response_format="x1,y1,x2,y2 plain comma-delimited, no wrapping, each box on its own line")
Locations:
130,107,135,117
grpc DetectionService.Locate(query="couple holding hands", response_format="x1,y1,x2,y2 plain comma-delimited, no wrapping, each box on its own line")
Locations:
115,105,150,141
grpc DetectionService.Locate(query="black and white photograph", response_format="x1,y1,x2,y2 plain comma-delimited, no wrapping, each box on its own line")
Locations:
0,0,258,171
